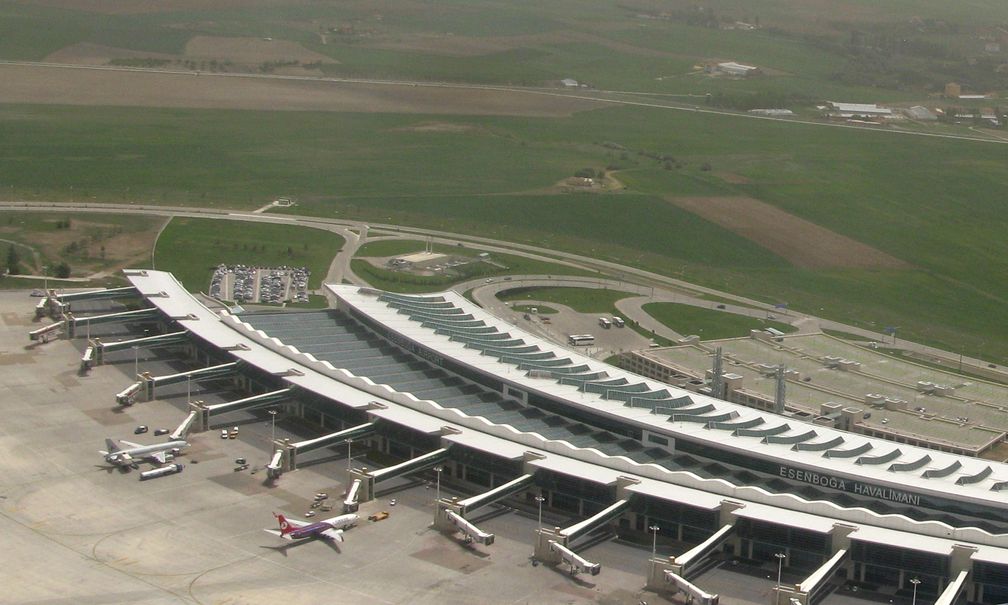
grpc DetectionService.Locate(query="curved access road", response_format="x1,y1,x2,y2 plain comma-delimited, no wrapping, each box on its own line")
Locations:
0,200,1003,379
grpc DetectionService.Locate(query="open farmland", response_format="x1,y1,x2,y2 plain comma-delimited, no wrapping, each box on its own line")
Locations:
0,64,604,116
5,0,1008,100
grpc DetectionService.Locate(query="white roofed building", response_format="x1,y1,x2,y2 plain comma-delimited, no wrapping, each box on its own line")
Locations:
115,270,1008,602
826,101,893,118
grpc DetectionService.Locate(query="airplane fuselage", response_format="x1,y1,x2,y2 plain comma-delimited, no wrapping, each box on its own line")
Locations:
104,440,188,465
289,522,334,540
284,514,357,540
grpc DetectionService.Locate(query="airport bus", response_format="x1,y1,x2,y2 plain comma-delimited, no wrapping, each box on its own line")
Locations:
568,334,595,346
598,317,612,329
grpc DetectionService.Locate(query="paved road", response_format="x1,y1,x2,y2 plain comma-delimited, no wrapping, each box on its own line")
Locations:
3,59,1006,146
1,200,1003,380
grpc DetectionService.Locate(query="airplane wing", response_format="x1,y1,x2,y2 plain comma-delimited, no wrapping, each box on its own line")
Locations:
120,440,143,449
320,529,344,542
150,450,168,464
263,529,294,540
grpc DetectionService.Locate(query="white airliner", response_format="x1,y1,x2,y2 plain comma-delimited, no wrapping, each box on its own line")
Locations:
100,438,187,467
264,512,359,543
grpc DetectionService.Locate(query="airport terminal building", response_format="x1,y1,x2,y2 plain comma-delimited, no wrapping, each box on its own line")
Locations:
69,270,1008,604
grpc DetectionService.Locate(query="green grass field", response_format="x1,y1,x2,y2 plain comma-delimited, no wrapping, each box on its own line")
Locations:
352,239,597,293
512,304,557,315
498,286,635,313
642,302,798,340
153,217,343,293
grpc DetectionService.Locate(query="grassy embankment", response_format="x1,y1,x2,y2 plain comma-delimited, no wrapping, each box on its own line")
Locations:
352,239,597,293
642,302,798,340
154,217,343,305
0,211,163,288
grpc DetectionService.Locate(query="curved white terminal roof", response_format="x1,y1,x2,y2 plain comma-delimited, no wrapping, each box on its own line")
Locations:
122,270,1008,554
331,286,1008,501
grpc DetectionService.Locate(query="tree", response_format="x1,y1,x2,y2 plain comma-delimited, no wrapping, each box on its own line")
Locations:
6,245,19,275
54,261,71,278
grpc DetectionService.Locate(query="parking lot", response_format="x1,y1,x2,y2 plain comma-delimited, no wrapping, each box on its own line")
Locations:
209,265,310,304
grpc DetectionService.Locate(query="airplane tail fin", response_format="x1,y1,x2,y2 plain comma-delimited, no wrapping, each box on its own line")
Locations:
104,438,120,454
274,512,294,536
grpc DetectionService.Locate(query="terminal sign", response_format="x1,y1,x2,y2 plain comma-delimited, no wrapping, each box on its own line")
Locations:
779,465,921,506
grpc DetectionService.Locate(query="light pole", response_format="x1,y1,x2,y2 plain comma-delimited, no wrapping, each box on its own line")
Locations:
910,578,921,605
43,265,48,292
346,438,353,471
649,525,660,558
433,465,443,505
535,494,545,532
268,409,277,444
186,374,192,404
133,345,139,378
775,552,787,590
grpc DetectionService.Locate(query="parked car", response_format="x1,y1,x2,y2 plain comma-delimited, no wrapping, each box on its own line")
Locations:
134,425,148,435
220,429,229,439
154,428,169,436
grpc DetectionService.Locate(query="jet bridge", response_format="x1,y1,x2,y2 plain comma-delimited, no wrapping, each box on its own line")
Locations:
433,473,536,545
442,510,495,545
661,570,719,605
191,388,294,432
65,308,159,338
115,381,144,406
452,473,536,516
548,540,601,576
771,550,847,605
666,524,735,579
56,286,138,303
91,330,189,363
35,293,66,320
934,570,969,605
275,422,378,475
342,478,363,513
266,449,285,481
170,411,198,441
534,497,632,568
140,362,238,400
80,344,95,374
29,321,62,343
347,448,450,503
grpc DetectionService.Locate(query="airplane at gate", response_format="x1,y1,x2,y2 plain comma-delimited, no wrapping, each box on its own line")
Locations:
265,512,359,543
100,438,187,467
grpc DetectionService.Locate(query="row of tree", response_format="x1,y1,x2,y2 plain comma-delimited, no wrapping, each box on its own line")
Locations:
5,245,70,278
